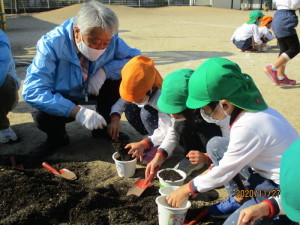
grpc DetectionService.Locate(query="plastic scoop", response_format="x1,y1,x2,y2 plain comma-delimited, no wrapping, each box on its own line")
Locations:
126,167,159,197
42,162,77,180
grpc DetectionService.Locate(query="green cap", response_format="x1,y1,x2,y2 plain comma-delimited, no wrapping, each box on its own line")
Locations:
247,10,265,24
280,138,300,222
158,69,194,114
186,57,268,111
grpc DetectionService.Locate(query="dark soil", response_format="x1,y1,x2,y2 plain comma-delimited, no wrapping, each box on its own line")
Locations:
159,169,183,181
0,156,225,225
112,142,132,161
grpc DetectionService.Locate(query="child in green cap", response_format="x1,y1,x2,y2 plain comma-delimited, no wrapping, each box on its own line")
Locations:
166,57,298,225
231,10,265,52
238,138,300,225
146,69,224,178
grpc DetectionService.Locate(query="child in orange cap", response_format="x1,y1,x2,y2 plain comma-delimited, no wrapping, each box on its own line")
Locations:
113,55,177,165
258,16,276,52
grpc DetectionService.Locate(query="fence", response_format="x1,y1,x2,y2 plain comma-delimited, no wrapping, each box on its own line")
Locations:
3,0,271,13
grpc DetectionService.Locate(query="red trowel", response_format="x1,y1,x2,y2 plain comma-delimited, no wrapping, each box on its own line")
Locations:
42,162,77,180
127,167,159,197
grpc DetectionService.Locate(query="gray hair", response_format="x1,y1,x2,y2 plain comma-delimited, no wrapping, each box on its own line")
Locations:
74,1,119,35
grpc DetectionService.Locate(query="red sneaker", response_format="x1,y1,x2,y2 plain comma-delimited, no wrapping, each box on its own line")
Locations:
264,65,280,85
278,75,296,85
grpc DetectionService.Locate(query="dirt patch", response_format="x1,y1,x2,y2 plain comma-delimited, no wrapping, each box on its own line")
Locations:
0,156,225,225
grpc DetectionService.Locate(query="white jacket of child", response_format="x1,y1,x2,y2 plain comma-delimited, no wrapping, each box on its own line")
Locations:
111,90,177,156
231,23,262,45
191,107,298,193
276,0,300,10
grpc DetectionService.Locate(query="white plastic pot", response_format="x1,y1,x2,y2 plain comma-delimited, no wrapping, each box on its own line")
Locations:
112,152,137,178
157,168,186,187
159,186,180,196
156,195,191,225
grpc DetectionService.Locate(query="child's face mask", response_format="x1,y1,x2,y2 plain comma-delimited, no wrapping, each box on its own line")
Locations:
200,102,230,125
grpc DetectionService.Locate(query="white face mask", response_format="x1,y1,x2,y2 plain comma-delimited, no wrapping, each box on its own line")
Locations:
200,102,230,126
76,33,106,61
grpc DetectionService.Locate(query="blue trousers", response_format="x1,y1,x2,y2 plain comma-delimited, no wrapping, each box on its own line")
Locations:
206,137,293,225
124,103,158,136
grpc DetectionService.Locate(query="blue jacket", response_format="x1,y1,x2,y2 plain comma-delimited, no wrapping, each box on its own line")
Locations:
22,18,141,118
0,30,20,88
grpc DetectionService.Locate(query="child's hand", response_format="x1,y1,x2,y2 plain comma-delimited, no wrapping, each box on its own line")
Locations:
237,202,270,225
145,153,164,178
126,141,148,161
186,151,207,164
166,183,191,208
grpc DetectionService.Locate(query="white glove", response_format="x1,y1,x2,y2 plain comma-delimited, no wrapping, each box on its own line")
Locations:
75,107,107,130
88,67,106,96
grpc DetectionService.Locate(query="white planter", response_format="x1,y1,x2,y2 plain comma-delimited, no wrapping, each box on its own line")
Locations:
112,152,137,178
157,168,186,187
156,195,191,225
159,186,180,196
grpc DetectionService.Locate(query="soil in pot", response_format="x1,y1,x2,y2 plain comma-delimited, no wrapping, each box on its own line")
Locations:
112,142,131,161
159,169,183,181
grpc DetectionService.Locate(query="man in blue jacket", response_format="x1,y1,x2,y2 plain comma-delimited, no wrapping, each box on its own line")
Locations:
0,29,20,144
22,1,141,156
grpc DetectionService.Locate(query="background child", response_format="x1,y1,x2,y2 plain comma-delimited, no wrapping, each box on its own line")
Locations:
264,0,300,85
166,57,298,224
258,15,276,51
231,10,264,52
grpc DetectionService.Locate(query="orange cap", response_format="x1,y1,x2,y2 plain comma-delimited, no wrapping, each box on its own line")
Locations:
120,55,163,102
259,15,273,27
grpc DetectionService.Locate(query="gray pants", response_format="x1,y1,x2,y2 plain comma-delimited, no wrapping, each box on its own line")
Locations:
0,75,18,130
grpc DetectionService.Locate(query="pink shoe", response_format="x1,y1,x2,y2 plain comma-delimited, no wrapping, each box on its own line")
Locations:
142,146,158,164
278,75,296,85
264,65,280,85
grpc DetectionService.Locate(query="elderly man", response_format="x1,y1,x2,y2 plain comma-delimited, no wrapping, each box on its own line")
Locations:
0,29,20,144
22,1,141,156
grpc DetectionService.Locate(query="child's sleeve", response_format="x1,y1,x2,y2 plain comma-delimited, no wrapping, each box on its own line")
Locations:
252,26,263,44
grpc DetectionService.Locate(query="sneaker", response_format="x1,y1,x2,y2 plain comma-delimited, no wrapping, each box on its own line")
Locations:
0,127,17,143
244,47,258,53
264,65,280,85
278,75,296,85
174,158,204,177
31,134,70,158
260,47,267,52
207,196,242,218
142,146,158,164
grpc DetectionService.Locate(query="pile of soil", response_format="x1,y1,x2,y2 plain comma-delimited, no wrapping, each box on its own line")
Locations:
0,156,225,225
112,142,131,161
159,169,183,181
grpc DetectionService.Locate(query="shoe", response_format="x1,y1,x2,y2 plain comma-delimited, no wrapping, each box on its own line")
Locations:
142,146,158,164
174,158,204,177
0,127,17,143
264,65,280,85
260,47,267,52
244,47,258,52
207,196,242,218
31,134,70,158
278,75,296,85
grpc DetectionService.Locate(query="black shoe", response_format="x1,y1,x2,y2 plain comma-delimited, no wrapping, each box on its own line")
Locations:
31,134,70,159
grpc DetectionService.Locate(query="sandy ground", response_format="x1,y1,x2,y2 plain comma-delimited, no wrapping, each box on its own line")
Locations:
1,4,300,224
